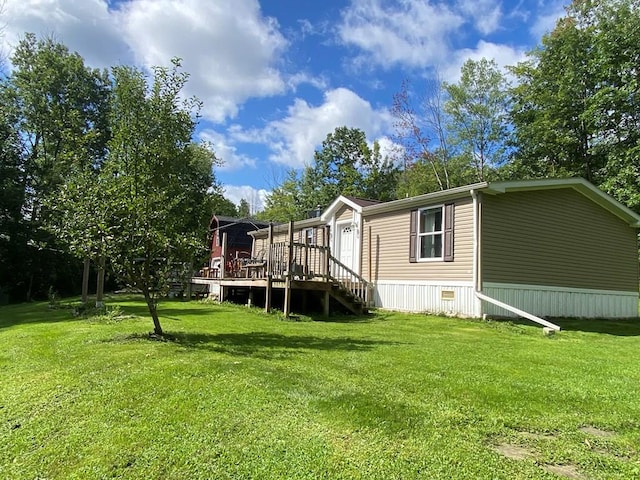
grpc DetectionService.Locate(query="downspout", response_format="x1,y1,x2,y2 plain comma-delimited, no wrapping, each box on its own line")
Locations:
470,189,481,317
470,189,560,331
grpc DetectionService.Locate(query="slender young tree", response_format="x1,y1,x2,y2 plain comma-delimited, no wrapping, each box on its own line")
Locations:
101,59,214,335
443,58,510,181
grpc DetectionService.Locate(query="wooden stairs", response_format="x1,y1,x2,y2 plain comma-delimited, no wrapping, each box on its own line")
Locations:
327,256,372,315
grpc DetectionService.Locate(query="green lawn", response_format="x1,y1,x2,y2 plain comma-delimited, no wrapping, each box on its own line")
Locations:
1,296,639,479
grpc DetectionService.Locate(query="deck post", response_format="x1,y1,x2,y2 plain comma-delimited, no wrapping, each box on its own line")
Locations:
265,224,273,313
323,290,330,316
323,227,330,281
303,236,309,279
283,220,294,318
220,232,227,279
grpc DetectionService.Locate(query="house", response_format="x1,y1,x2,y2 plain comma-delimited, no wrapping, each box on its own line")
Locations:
205,216,269,277
249,179,640,320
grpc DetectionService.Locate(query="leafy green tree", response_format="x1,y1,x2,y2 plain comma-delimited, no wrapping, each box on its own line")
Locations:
443,58,510,181
261,127,399,221
509,15,600,182
237,198,251,218
302,127,398,210
209,192,238,217
99,60,214,335
0,33,110,300
509,0,640,212
257,170,306,222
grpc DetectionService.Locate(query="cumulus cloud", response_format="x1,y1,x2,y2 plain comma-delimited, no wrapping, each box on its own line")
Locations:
115,0,287,122
456,0,502,35
1,0,288,123
223,185,269,213
1,0,129,68
199,129,257,171
337,0,464,69
442,40,527,82
530,1,566,39
258,87,392,168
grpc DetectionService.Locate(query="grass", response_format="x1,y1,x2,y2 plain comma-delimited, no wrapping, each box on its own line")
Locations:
1,295,639,479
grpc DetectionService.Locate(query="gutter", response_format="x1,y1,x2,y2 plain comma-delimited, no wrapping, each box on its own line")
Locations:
470,189,561,332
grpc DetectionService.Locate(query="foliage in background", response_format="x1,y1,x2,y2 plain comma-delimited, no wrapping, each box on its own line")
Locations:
0,33,110,301
259,127,399,222
509,0,640,213
443,58,511,182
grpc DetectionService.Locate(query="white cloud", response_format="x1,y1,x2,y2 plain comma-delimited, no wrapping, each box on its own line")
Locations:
1,0,288,123
456,0,502,35
337,0,464,69
260,87,392,168
223,185,269,213
116,0,287,122
199,129,257,171
530,1,566,39
1,0,129,68
442,40,527,82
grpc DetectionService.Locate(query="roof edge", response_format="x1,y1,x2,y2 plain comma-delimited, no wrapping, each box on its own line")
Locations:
486,178,640,228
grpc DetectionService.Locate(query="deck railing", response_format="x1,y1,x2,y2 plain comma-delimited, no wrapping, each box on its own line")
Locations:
268,241,331,281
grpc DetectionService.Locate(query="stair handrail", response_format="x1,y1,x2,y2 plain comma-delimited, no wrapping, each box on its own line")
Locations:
328,255,371,307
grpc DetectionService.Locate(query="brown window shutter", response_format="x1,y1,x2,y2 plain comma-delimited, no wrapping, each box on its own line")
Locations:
409,209,418,263
443,203,454,262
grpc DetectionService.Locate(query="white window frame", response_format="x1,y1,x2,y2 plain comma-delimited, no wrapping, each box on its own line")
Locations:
304,227,315,245
417,205,444,261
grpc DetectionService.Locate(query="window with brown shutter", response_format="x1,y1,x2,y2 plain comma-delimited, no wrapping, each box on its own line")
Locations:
443,203,454,262
410,203,455,262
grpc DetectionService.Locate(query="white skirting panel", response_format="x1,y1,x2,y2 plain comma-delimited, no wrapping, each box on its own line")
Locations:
374,281,478,316
482,282,639,318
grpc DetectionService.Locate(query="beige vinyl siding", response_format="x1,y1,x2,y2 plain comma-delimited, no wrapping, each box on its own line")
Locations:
481,189,639,291
361,197,474,282
336,205,354,222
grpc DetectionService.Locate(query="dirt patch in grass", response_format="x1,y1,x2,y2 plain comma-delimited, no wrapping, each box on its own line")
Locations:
579,426,615,438
542,464,588,479
494,440,589,479
493,443,536,460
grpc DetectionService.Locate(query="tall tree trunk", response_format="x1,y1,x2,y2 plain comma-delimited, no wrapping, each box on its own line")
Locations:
144,290,163,335
95,256,105,308
81,257,90,304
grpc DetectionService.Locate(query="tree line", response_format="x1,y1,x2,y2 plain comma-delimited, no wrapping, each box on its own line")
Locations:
258,0,640,222
0,34,217,334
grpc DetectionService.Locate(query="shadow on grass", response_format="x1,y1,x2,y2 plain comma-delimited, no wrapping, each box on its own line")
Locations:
493,317,640,336
552,317,640,336
113,331,402,358
0,303,81,330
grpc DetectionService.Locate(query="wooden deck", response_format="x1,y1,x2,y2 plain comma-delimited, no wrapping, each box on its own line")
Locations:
193,221,372,316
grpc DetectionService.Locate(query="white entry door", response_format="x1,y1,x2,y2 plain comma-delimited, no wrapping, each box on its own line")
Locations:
337,224,354,269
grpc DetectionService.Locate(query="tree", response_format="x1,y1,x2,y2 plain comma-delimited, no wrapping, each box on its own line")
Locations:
0,33,110,301
257,170,306,222
509,0,640,212
443,58,510,181
302,127,398,211
99,60,214,335
392,77,454,191
209,192,238,217
237,198,251,218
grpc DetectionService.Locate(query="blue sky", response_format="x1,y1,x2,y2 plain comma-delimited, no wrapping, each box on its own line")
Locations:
1,0,567,212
